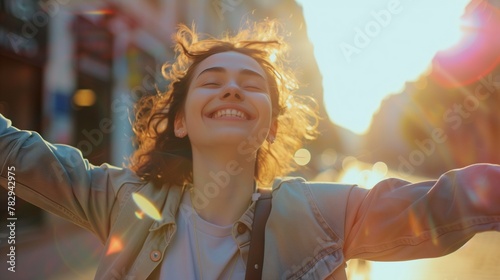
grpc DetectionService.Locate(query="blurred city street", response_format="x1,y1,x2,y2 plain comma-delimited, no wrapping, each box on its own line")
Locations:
1,213,102,280
1,0,500,279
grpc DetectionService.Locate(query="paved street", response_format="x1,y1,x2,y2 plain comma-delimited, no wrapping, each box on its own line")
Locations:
1,214,101,280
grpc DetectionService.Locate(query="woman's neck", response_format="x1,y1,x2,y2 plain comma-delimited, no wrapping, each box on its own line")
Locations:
189,147,257,226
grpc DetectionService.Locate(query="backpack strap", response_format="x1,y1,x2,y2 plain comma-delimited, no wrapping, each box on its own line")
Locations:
245,188,273,280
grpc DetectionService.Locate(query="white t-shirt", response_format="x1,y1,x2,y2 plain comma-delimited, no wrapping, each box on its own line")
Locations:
160,193,246,279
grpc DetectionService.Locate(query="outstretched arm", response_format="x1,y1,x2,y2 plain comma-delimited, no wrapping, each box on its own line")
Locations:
342,163,500,261
0,114,142,242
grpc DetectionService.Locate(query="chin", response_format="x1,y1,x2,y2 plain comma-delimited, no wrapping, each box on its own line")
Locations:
216,133,250,144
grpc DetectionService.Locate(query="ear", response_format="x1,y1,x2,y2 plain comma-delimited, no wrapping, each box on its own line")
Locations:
174,112,187,138
266,120,278,144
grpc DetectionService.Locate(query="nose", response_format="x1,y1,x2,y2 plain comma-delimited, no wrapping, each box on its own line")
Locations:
220,83,244,101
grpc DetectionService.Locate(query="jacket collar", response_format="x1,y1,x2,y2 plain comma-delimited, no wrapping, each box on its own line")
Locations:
131,182,185,231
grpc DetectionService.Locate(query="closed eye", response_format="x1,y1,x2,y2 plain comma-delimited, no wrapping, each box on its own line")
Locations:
244,86,263,91
242,83,266,91
202,82,221,87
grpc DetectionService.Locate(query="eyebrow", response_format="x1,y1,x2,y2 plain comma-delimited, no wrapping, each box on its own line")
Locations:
195,66,266,80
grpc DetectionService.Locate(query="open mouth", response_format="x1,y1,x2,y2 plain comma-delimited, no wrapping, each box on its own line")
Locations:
210,108,249,120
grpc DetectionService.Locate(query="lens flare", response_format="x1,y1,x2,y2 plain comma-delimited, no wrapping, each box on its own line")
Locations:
431,1,500,87
106,236,123,256
408,210,424,236
465,175,494,208
82,9,115,15
135,210,145,220
132,193,162,221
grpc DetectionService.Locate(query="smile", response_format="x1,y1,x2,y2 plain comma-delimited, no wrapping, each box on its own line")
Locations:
211,109,248,120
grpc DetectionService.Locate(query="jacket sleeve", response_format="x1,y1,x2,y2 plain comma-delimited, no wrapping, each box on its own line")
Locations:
0,114,142,242
342,163,500,261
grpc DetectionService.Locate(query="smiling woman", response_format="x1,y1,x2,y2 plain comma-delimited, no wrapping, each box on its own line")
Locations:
129,21,319,187
1,18,500,280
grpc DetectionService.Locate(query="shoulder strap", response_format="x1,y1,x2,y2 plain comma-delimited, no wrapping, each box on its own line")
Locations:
245,188,273,280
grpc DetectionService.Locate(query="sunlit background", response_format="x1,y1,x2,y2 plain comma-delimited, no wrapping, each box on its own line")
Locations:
298,0,470,134
1,0,500,279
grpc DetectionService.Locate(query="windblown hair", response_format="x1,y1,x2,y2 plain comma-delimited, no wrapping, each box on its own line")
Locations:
129,20,319,187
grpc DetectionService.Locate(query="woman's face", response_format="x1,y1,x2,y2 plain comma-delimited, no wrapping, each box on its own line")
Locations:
176,51,276,152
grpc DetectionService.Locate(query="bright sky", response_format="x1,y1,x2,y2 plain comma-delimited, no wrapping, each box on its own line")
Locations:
296,0,470,134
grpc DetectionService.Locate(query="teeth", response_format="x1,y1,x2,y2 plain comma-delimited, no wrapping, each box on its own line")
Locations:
212,109,247,119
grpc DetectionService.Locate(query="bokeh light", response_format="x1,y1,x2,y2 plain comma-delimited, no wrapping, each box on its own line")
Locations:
294,148,312,166
338,159,388,189
73,89,96,107
320,148,338,168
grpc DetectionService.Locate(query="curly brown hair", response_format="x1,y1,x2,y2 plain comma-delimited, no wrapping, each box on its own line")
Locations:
129,20,319,187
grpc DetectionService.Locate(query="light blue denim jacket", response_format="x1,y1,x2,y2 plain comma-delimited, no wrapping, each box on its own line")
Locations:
1,114,500,279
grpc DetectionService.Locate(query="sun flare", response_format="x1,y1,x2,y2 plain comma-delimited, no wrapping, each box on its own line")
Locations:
297,0,471,134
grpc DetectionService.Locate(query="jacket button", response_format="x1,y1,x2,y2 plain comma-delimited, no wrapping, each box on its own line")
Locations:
237,224,247,234
150,250,162,262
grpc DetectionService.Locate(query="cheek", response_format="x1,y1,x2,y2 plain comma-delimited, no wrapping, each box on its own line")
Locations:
183,94,206,127
257,96,274,118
